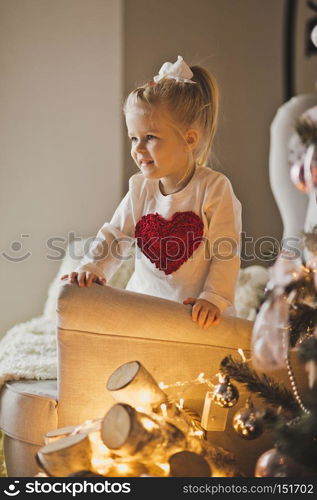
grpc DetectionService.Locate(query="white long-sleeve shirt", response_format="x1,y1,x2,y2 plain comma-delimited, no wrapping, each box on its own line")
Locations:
76,165,242,313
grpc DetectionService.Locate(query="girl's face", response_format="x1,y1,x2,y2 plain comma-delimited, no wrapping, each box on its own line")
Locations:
125,104,196,186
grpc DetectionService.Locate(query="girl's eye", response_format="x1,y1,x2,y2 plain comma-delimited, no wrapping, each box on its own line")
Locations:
129,135,157,142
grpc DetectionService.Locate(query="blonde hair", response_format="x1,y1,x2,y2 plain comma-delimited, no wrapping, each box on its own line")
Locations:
123,64,220,168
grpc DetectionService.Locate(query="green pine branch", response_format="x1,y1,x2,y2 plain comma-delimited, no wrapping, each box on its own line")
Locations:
298,336,317,363
220,356,299,414
288,305,317,347
275,388,317,470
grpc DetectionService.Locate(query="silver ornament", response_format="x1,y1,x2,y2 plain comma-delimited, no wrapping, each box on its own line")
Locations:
212,375,239,408
311,24,317,49
255,448,306,477
233,400,263,440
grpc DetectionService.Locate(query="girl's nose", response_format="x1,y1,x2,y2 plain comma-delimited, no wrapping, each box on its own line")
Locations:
135,140,146,153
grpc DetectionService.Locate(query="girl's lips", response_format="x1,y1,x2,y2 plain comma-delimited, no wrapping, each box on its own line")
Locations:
141,160,154,166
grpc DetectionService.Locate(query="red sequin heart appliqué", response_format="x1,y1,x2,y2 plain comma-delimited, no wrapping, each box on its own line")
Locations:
135,211,204,275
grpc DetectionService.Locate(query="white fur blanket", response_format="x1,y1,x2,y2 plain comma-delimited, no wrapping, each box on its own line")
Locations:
0,240,269,389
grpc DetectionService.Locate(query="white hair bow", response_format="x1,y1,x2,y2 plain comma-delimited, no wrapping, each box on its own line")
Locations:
153,55,195,84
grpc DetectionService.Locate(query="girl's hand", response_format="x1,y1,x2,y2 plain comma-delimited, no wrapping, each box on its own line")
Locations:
183,297,221,329
60,272,106,287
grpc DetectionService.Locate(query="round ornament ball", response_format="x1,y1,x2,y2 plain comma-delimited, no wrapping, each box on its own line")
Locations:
311,24,317,48
212,375,239,408
255,448,305,477
290,162,308,192
68,470,105,477
233,400,263,440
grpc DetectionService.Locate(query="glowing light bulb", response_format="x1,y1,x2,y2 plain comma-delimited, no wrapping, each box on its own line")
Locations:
136,406,146,412
98,443,109,454
117,463,130,474
159,381,168,389
193,430,204,437
212,467,226,477
237,348,246,362
197,372,205,381
141,417,157,431
179,398,184,409
157,463,170,474
160,403,167,418
91,457,114,475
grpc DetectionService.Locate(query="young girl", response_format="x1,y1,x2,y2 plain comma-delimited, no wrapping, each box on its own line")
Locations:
61,55,242,329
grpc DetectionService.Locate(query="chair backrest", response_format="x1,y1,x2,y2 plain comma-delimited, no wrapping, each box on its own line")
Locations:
269,94,317,256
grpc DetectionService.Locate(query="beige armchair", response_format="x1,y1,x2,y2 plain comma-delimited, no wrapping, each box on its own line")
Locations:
1,278,306,477
1,279,254,476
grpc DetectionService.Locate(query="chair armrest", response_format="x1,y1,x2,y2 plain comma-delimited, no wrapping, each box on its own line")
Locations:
57,282,253,351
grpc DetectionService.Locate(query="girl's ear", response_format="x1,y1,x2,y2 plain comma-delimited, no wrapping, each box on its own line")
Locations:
185,129,199,151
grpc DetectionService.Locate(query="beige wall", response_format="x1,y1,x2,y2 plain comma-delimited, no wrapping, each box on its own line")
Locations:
0,0,123,334
2,0,307,336
296,0,317,94
123,0,285,262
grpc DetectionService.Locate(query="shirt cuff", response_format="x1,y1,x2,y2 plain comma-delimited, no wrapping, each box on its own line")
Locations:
198,290,232,313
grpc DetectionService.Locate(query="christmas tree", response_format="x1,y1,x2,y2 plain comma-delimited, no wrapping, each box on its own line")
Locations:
213,102,317,476
210,103,317,476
